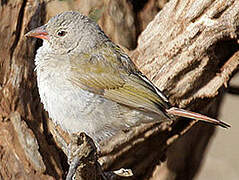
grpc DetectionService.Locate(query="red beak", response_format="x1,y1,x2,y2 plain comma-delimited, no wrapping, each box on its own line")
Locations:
25,25,49,40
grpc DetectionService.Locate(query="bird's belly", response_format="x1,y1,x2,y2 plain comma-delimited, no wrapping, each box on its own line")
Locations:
37,75,159,143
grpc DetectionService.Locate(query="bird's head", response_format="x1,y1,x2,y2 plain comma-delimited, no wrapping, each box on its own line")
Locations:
26,11,107,55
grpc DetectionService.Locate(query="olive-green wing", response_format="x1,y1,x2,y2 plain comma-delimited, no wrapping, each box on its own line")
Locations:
69,43,170,115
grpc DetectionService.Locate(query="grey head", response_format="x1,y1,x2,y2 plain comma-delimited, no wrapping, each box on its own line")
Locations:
26,11,109,55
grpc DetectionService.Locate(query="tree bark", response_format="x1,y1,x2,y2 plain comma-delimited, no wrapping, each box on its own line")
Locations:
0,0,63,179
0,0,238,180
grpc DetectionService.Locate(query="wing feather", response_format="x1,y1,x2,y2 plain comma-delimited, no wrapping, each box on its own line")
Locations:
69,43,170,115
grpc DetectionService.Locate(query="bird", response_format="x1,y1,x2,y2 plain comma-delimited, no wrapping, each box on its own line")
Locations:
25,11,230,145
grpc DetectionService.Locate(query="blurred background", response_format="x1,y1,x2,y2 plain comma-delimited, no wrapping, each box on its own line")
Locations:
195,73,239,180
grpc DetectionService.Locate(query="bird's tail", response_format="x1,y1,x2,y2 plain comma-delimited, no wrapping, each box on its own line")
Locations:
166,107,230,128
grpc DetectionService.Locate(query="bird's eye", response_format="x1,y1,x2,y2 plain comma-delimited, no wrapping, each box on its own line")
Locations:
57,30,67,37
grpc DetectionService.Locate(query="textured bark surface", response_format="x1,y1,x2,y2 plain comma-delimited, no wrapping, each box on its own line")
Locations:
0,0,63,179
0,0,238,180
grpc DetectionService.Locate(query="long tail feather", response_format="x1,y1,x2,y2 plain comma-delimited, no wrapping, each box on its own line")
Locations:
166,107,231,128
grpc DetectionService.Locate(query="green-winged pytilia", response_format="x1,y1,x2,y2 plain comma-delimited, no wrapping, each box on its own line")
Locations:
26,11,230,145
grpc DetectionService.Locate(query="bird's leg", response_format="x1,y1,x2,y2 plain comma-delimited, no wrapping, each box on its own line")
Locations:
66,132,106,180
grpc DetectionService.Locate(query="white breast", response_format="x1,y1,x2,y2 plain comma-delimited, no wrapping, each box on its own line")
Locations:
34,44,157,143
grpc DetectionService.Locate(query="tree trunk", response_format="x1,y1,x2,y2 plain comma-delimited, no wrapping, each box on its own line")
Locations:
0,0,238,180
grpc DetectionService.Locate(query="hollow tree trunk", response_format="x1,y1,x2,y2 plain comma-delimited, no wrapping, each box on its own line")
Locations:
0,0,238,180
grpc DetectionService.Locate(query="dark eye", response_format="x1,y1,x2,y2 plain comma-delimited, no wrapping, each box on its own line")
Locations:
57,30,67,37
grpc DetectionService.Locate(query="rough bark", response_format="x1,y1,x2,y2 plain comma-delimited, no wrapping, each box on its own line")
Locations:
0,0,63,179
0,0,238,180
